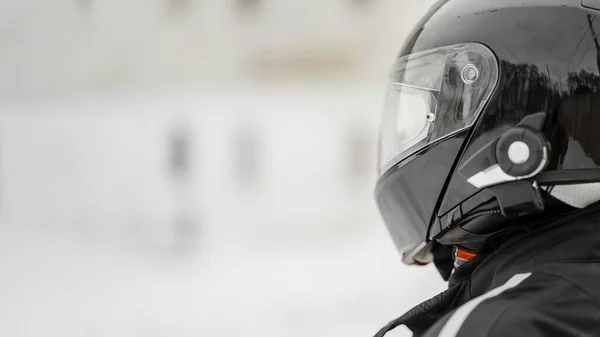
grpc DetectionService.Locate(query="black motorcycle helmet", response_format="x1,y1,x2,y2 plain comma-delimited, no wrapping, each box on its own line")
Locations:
375,0,600,275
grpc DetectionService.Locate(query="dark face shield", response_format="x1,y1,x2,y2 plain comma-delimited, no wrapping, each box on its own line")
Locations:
376,43,499,264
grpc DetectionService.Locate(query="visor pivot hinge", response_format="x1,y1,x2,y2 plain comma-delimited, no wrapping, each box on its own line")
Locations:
461,64,480,84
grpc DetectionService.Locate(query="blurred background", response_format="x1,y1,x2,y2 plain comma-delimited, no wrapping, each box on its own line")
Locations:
0,1,446,336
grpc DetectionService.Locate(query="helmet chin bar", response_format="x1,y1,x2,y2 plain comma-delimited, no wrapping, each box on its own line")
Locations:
459,112,550,218
404,113,551,266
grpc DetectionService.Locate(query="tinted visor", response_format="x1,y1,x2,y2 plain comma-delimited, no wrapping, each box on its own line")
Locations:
376,134,467,264
376,43,499,264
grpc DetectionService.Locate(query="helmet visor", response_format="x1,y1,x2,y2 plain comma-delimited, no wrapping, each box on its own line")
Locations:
379,43,499,174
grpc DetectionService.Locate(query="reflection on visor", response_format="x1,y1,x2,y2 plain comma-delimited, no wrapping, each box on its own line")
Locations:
379,86,435,168
396,89,430,142
378,43,499,174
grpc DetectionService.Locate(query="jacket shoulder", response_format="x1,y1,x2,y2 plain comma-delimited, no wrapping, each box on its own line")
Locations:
426,272,600,337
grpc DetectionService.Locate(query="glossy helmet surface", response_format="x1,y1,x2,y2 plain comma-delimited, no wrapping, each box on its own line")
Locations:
376,0,600,266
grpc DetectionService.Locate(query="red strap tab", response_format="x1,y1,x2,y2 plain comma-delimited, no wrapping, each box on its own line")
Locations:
456,249,477,261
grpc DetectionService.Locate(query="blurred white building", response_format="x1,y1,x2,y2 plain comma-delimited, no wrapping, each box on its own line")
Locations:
0,87,380,253
0,0,436,252
0,0,433,97
0,2,450,337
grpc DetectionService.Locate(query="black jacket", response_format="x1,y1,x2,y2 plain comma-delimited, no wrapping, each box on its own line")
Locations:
376,204,600,337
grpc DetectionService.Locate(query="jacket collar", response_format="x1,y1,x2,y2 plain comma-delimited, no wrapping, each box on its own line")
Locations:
465,201,600,296
374,202,600,337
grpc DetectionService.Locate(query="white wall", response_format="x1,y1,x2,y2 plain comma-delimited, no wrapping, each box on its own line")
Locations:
0,86,383,251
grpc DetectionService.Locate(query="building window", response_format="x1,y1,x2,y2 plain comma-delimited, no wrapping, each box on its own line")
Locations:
345,126,372,180
237,0,260,15
76,0,92,14
168,123,192,181
168,0,191,15
350,0,373,9
233,124,262,188
167,121,200,253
